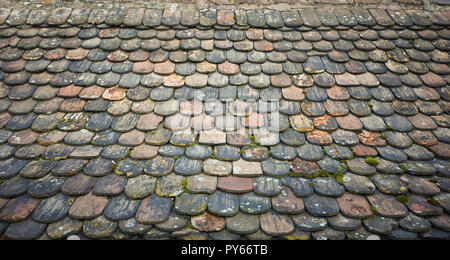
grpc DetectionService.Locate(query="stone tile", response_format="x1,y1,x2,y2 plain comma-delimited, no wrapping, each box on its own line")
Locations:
0,177,33,198
336,114,362,130
103,87,127,101
83,215,118,239
4,219,46,240
217,176,253,194
46,217,83,239
61,174,96,196
155,174,184,198
27,176,65,199
406,194,444,217
118,217,151,235
145,156,174,177
135,194,172,225
347,158,376,175
129,144,158,160
0,195,40,222
367,193,408,218
304,194,339,217
337,192,373,219
289,158,319,176
199,129,226,145
32,193,71,223
239,192,271,214
260,211,294,236
281,177,314,198
186,174,217,194
342,172,376,194
271,187,304,214
225,212,259,235
174,193,208,216
372,174,408,195
232,159,263,177
429,215,450,232
104,194,140,221
69,192,108,220
52,159,87,177
191,212,225,232
92,174,127,196
313,177,345,197
203,159,232,177
292,213,327,232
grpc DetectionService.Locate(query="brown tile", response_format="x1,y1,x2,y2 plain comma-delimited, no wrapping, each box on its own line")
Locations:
44,48,67,60
132,61,154,74
107,50,129,62
335,73,359,86
336,114,362,130
356,72,379,87
241,113,264,128
38,130,67,145
129,50,149,61
313,115,338,131
260,211,294,236
358,130,386,146
102,87,127,101
0,113,11,128
406,194,443,216
270,73,291,88
218,61,239,75
351,145,377,157
0,196,40,222
337,192,373,219
69,192,108,220
136,113,163,131
8,129,39,146
367,193,408,218
118,130,145,146
217,176,253,193
326,86,350,100
414,86,440,101
282,86,305,101
79,86,105,100
191,212,225,232
306,129,333,145
226,131,251,146
66,48,89,60
217,10,235,26
420,72,446,87
289,158,319,175
59,98,85,112
135,194,172,224
180,101,202,116
428,143,450,158
254,40,273,51
130,144,159,160
246,28,264,40
408,113,438,130
163,74,184,88
57,84,82,98
271,187,304,214
409,130,438,146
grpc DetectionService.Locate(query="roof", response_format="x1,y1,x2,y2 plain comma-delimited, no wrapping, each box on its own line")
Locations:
0,7,449,240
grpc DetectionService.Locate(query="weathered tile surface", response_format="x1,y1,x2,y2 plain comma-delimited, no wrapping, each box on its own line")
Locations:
0,4,448,240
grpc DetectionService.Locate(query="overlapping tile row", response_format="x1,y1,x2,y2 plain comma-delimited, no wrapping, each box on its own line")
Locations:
0,6,449,240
